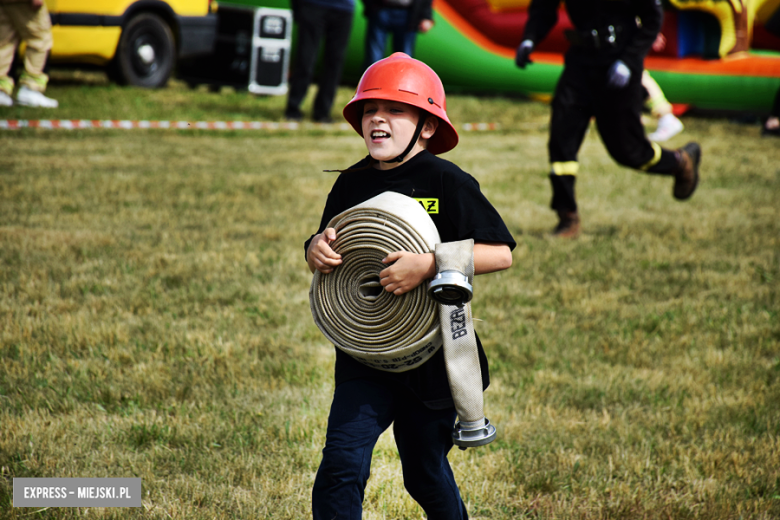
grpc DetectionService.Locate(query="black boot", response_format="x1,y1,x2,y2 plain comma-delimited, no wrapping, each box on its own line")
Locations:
549,173,579,237
553,210,580,238
673,142,701,200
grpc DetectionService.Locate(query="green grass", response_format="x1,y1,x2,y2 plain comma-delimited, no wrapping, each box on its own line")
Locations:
0,72,779,519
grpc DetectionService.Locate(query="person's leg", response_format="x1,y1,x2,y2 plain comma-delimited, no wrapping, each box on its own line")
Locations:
595,76,700,200
363,10,390,70
643,70,683,142
761,2,780,135
312,8,353,121
286,4,326,119
1,3,55,107
11,3,52,93
762,86,780,136
596,75,666,170
398,29,417,57
547,65,593,236
386,9,416,56
642,70,672,119
312,378,395,520
0,6,19,103
394,396,467,520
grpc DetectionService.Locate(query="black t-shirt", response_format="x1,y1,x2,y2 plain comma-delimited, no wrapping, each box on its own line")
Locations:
305,150,517,409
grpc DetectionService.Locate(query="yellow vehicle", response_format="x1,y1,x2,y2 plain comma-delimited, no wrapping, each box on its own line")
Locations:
45,0,218,87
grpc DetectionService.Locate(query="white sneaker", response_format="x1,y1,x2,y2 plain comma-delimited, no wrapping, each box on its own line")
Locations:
648,113,683,142
15,86,58,108
0,91,12,107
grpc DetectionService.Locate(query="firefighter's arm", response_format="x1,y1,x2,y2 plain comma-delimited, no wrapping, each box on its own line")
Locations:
522,0,562,47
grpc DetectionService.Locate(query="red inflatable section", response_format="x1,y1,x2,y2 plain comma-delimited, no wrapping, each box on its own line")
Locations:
441,0,778,57
442,0,574,52
442,0,683,57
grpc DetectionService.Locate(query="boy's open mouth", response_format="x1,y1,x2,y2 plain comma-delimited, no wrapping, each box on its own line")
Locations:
371,130,390,140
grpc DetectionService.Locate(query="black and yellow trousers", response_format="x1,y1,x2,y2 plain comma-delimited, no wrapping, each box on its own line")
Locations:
547,61,680,213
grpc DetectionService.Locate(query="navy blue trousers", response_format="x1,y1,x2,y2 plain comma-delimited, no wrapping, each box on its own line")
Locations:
312,378,469,519
363,8,418,69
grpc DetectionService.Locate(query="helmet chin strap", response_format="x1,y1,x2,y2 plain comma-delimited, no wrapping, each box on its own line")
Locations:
390,115,427,163
377,112,427,164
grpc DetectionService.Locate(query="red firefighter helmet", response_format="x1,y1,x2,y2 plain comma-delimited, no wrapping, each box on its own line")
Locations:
343,53,459,155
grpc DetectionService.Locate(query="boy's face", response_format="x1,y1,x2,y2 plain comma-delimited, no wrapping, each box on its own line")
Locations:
361,100,423,167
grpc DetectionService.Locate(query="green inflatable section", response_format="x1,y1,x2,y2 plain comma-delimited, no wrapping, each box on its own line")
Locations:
650,68,780,112
227,0,780,111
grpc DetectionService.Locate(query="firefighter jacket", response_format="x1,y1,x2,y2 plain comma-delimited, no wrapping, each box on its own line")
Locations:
521,0,663,74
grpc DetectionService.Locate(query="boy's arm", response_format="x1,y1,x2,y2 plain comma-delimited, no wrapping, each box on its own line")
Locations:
379,241,512,295
474,241,513,275
307,228,342,274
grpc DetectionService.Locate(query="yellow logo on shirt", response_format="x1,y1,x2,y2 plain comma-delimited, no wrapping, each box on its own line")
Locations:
415,198,439,214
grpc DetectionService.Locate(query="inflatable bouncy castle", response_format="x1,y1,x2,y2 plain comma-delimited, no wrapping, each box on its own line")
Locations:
414,0,780,111
231,0,780,111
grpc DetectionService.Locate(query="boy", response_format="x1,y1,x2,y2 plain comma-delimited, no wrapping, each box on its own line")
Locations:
305,52,516,519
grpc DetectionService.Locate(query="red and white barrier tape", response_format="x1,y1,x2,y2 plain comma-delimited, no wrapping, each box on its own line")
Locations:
0,120,306,130
0,120,501,131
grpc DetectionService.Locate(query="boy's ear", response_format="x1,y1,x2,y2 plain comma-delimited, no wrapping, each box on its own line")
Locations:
420,115,439,140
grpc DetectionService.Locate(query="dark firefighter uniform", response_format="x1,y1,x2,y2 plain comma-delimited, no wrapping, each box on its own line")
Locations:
517,0,700,235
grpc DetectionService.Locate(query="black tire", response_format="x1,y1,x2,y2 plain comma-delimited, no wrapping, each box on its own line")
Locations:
114,13,175,88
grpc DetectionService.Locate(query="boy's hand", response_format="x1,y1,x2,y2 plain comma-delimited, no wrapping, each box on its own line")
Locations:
307,228,342,274
380,251,435,295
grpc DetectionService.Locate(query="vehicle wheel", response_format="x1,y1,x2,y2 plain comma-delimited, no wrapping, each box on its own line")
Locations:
114,13,175,88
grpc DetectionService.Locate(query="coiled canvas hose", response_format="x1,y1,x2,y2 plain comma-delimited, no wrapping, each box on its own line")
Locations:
310,191,496,447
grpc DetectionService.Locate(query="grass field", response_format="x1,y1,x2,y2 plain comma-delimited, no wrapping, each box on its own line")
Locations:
1,72,779,519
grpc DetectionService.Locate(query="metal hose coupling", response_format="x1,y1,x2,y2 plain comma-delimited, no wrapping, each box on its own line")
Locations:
428,270,473,306
452,418,497,449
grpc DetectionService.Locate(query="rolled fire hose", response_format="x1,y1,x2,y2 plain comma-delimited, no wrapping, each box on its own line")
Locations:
309,191,496,447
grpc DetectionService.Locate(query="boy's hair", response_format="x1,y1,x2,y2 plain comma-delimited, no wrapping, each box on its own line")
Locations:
343,53,459,155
